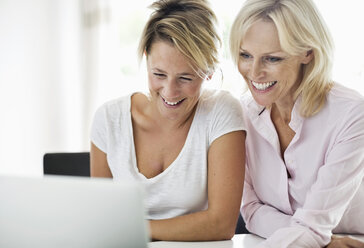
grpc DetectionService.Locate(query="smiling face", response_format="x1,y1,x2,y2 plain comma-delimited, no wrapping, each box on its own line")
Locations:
238,19,312,108
146,40,204,122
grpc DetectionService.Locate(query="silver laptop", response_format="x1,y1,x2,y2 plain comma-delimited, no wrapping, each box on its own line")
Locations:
0,175,149,248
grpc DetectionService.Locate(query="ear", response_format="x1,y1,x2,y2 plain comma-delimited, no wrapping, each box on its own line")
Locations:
302,50,314,64
205,73,213,81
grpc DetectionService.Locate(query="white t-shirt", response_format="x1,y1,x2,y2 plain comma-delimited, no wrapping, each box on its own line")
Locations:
91,89,245,220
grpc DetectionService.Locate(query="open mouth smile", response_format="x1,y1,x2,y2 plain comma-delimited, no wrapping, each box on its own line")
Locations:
251,80,277,91
161,97,185,106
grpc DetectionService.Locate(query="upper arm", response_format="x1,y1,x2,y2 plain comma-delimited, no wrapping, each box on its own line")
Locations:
294,103,364,228
261,102,364,247
90,102,112,178
90,142,112,178
207,130,246,227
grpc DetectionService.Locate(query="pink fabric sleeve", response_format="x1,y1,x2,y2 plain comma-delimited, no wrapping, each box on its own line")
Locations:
242,163,292,238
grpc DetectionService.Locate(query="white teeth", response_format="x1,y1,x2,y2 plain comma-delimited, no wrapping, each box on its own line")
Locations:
251,80,277,90
163,98,183,106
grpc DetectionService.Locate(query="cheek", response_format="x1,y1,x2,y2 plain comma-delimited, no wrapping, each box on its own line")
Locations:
237,62,251,85
276,64,301,82
181,83,202,100
148,75,159,91
237,61,249,77
189,82,203,96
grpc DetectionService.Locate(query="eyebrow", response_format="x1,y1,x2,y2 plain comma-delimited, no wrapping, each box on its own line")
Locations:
239,48,283,55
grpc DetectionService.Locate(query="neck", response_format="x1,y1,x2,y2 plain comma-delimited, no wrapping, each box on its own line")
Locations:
272,76,301,124
271,99,295,125
149,101,197,131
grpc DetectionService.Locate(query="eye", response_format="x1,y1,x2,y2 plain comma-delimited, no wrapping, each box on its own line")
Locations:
180,77,192,82
239,52,251,59
153,73,166,78
265,56,283,63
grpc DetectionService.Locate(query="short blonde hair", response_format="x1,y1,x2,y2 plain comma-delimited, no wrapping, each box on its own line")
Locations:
138,0,221,77
230,0,334,117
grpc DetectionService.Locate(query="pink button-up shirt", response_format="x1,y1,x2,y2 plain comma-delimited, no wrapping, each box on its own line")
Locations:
241,83,364,248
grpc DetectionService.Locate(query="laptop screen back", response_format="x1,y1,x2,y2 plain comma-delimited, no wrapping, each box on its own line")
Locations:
0,175,149,248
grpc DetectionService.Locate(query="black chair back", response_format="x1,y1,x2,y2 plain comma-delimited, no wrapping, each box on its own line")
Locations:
235,213,250,234
43,152,90,177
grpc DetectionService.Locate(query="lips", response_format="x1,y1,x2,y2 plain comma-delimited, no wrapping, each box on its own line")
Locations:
161,96,185,106
251,80,277,91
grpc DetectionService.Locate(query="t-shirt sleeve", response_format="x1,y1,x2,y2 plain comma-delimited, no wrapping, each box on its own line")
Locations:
208,91,246,145
90,104,108,153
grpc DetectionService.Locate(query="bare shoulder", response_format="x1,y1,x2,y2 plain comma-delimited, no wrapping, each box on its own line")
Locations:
131,93,154,130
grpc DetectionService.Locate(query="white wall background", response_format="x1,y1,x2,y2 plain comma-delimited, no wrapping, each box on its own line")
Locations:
0,0,363,176
0,0,84,175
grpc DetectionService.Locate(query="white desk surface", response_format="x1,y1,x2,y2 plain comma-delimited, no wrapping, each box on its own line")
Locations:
149,234,264,248
149,234,364,248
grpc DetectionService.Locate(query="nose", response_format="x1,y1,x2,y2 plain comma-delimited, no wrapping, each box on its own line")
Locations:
251,59,264,79
163,78,180,98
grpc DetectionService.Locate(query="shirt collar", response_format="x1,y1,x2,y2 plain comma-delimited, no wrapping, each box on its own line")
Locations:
241,92,304,133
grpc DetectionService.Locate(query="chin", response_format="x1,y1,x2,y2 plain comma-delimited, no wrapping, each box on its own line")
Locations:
251,93,271,107
247,86,274,107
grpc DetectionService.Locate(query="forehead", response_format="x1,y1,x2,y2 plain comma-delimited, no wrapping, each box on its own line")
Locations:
241,20,282,53
147,41,195,72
